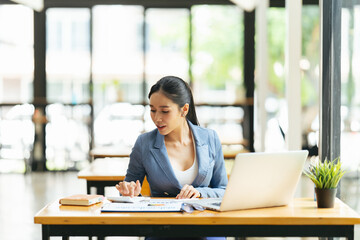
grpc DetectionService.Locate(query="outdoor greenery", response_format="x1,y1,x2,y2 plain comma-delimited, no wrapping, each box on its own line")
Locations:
192,5,243,90
267,6,320,107
304,158,346,189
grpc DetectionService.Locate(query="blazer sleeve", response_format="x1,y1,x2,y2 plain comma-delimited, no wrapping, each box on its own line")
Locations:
195,129,228,198
124,135,146,185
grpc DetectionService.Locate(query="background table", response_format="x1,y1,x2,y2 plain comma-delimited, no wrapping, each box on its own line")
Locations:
35,198,360,239
78,157,151,196
90,146,131,160
90,145,247,160
78,158,234,196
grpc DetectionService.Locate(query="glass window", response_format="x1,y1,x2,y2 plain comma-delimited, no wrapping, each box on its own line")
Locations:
145,8,190,93
191,5,244,147
197,106,244,145
94,103,145,147
45,103,91,170
0,4,33,103
45,8,91,170
0,5,34,173
92,5,144,112
192,5,243,105
46,8,91,104
301,6,320,154
0,104,34,173
341,4,360,171
92,6,145,148
265,6,320,152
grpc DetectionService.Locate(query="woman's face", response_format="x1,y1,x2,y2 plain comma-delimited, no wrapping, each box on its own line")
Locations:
149,91,184,136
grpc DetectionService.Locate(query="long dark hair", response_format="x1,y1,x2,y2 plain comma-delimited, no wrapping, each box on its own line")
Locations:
148,76,199,126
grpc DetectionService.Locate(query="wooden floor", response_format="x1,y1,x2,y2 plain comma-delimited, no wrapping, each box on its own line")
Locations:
0,171,359,240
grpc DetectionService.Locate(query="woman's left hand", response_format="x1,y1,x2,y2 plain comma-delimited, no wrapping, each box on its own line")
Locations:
176,184,201,199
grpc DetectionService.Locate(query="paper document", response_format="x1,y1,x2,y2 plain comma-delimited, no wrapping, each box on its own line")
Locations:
101,199,184,212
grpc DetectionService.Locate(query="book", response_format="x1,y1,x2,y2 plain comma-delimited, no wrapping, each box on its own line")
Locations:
59,194,104,206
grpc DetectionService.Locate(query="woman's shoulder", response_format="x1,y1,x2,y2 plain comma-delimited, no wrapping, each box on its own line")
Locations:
131,129,158,153
191,123,217,138
136,128,158,142
191,124,221,156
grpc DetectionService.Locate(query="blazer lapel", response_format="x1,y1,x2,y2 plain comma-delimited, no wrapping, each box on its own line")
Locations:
189,122,210,186
150,131,182,188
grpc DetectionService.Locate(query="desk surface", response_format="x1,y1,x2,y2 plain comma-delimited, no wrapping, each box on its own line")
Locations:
34,198,360,226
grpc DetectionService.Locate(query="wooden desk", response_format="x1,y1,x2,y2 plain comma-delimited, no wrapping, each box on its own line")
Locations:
34,198,360,239
78,158,151,196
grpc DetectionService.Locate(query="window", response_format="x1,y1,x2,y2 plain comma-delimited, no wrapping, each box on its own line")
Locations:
45,8,91,170
0,4,34,173
192,5,244,146
92,6,145,147
145,8,190,92
265,6,320,151
341,4,360,171
92,6,246,149
192,5,243,105
92,5,144,110
0,4,33,103
46,8,91,104
45,103,90,170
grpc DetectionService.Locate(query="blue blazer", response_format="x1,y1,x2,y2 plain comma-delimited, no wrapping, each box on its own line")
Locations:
125,121,228,198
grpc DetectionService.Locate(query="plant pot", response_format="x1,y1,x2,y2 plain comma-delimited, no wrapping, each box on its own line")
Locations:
315,188,337,208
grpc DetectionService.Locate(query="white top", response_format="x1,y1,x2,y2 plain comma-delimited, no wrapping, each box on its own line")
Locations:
171,135,198,187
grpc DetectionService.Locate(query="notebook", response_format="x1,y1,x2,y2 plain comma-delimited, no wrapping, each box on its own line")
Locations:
192,150,309,211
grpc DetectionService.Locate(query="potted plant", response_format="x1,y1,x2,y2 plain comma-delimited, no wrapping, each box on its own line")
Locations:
304,157,346,208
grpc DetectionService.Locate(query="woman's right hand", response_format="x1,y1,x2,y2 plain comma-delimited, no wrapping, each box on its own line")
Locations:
115,180,142,197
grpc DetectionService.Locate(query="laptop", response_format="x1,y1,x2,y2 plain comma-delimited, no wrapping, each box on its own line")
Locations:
192,150,309,211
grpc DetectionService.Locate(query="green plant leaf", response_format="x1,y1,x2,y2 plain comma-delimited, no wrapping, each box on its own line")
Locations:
303,157,346,189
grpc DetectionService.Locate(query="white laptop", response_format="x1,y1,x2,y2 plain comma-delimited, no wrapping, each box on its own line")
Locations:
192,150,309,211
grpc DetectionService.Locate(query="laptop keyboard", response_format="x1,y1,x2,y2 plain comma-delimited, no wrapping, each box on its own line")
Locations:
211,202,221,206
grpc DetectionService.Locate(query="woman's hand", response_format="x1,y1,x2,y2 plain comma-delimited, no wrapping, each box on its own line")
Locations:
176,184,200,199
116,180,142,197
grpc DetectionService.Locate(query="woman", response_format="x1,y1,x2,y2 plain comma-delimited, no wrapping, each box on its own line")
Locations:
116,76,228,199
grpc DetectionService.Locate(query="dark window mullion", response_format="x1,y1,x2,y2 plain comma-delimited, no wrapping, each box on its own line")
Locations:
243,10,255,152
319,0,342,196
33,9,47,171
